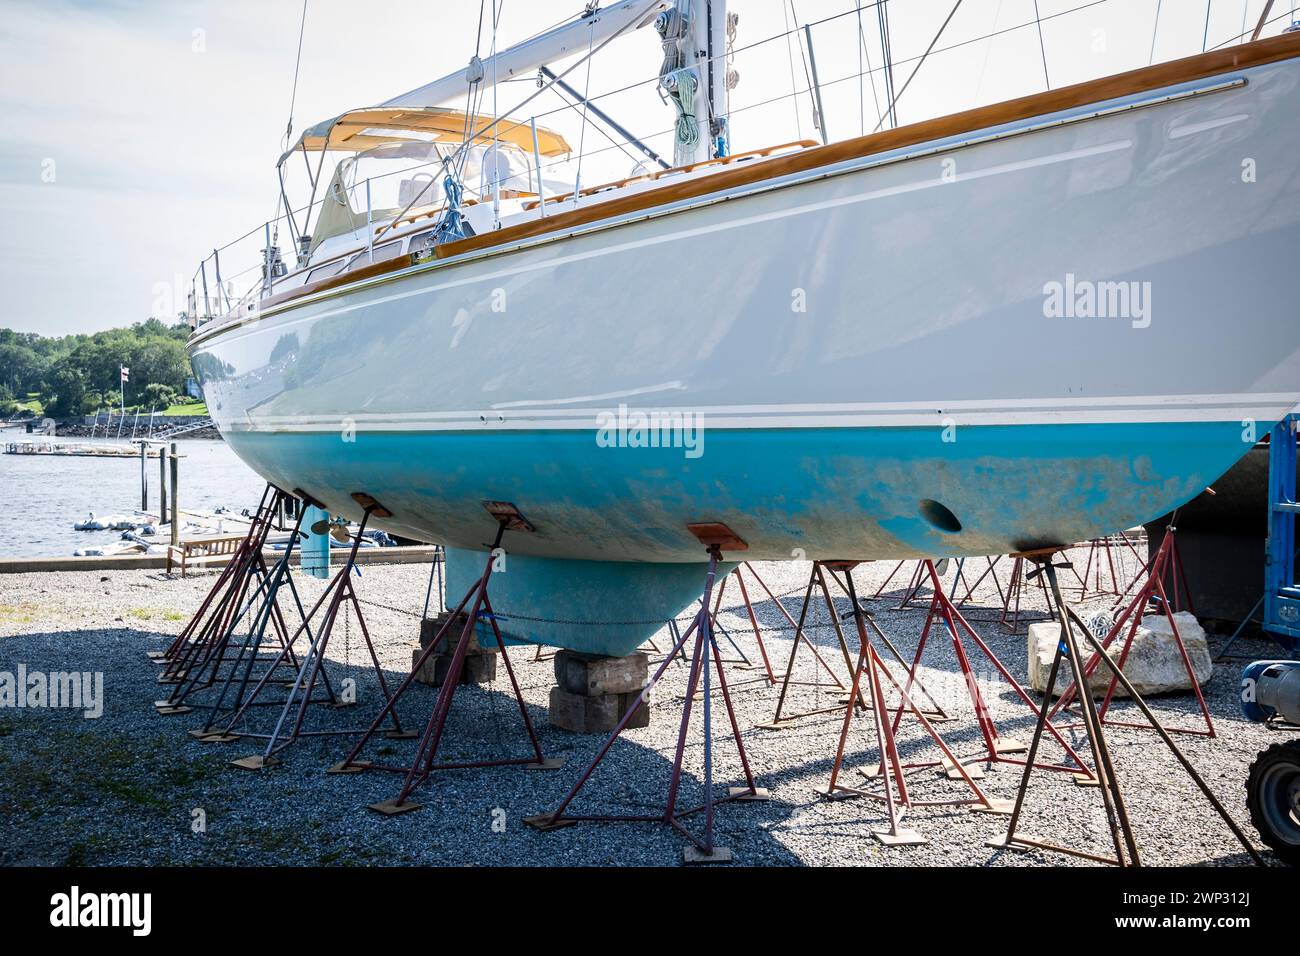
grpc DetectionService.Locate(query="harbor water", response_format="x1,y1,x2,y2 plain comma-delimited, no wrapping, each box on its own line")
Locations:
0,437,266,557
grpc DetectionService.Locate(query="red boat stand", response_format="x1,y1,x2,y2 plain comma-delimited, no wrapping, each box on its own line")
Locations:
1049,525,1214,738
155,486,304,713
705,563,780,683
991,552,1261,866
1069,534,1137,600
151,483,283,665
820,563,1010,845
334,501,564,814
758,561,948,729
177,499,324,735
220,494,409,769
894,560,1095,781
998,556,1055,634
524,523,768,864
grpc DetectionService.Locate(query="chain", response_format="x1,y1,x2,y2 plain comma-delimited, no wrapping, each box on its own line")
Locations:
354,594,886,634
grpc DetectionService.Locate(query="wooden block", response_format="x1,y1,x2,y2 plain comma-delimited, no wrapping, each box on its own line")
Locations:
548,686,649,733
412,648,497,687
553,649,649,696
419,613,495,654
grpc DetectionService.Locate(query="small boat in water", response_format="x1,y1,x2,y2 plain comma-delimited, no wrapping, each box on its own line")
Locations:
187,2,1300,653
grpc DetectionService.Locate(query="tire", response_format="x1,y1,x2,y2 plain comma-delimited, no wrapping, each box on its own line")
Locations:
1246,739,1300,866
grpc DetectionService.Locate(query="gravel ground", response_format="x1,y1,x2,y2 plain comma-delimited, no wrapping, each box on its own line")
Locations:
0,547,1290,867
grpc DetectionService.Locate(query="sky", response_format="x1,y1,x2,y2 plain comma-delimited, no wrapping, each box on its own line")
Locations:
0,0,1294,337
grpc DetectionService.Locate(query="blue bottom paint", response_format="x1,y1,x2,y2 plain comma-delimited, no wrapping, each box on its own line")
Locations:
226,420,1263,654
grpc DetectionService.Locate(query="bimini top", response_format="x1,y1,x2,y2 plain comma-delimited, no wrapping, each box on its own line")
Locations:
278,107,572,166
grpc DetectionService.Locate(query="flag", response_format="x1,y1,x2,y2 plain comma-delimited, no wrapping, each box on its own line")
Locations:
120,366,130,383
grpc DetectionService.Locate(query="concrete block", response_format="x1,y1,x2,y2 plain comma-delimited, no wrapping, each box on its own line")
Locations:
412,647,498,687
1027,611,1212,697
549,686,650,733
553,649,648,696
419,613,495,654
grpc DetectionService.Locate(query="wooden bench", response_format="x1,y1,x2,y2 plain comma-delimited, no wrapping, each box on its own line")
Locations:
166,534,247,576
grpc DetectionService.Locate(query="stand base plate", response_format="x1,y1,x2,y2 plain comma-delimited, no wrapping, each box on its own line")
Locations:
369,798,422,816
987,831,1039,851
523,813,576,832
326,760,370,774
525,757,566,770
684,845,733,864
230,754,280,771
873,828,928,846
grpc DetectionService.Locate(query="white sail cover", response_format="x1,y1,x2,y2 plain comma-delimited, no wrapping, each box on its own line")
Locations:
382,0,671,109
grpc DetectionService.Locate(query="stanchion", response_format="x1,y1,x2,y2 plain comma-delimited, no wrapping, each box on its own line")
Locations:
524,523,768,864
990,552,1262,866
333,501,563,813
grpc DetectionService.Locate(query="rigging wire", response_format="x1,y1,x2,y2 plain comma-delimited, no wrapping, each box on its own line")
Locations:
855,2,884,135
1148,0,1162,65
283,0,309,150
788,2,819,138
573,22,598,201
877,0,896,127
1032,0,1051,90
780,0,805,140
872,0,966,133
972,0,1006,107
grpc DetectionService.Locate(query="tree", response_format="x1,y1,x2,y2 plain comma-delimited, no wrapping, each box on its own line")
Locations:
44,365,88,418
144,382,178,410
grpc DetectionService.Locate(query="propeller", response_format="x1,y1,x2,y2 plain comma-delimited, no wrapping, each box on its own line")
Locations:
309,517,354,543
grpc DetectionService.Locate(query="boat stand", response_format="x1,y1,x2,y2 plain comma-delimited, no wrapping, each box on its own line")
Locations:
170,509,319,733
149,483,282,665
819,564,1010,845
894,560,1095,780
1048,526,1214,738
1069,534,1137,600
225,494,408,769
524,524,769,864
950,556,1010,620
758,561,947,729
704,564,781,682
155,488,302,712
998,556,1055,634
334,501,563,813
990,553,1262,866
184,499,330,742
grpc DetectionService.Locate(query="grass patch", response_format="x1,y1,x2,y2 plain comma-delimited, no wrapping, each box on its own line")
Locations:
163,402,207,416
0,603,38,624
125,607,184,621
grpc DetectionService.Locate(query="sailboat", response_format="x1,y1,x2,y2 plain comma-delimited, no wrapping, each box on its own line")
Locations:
187,1,1300,655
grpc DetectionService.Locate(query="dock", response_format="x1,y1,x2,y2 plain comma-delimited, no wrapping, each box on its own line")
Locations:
4,440,161,458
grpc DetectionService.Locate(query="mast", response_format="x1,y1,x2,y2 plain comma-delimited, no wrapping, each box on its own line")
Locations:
659,0,729,167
